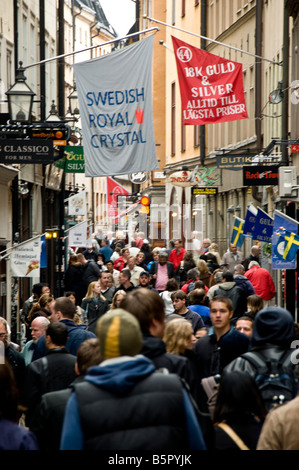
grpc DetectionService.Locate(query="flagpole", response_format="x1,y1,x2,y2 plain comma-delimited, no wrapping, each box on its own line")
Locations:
146,16,281,66
21,27,160,70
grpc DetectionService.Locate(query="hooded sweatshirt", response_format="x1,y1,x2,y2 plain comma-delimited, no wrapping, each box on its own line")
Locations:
60,355,206,450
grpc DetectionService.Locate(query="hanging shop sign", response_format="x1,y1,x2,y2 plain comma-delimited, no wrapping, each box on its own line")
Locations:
192,187,218,195
217,154,257,170
64,146,85,173
243,165,279,186
0,139,54,164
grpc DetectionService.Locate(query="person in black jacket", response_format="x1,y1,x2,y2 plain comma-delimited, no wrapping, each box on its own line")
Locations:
60,309,206,450
64,255,84,305
120,288,194,384
24,322,77,427
81,281,109,334
213,271,247,323
77,252,101,294
29,338,102,450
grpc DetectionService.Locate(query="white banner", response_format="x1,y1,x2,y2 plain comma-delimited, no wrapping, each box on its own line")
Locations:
68,221,88,247
10,237,41,278
68,191,86,216
73,35,159,176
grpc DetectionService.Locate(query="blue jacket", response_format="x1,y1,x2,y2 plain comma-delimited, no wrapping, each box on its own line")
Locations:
60,355,206,450
0,419,39,450
33,319,96,360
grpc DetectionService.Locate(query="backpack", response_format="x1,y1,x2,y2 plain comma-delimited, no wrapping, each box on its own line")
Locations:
241,349,298,411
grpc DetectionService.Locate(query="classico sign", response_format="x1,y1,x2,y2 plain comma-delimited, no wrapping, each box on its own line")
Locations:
0,139,54,164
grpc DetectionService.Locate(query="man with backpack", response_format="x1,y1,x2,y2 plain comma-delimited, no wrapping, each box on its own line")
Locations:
224,306,298,412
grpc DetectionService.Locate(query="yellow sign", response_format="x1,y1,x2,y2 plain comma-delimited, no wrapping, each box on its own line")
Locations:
192,187,218,195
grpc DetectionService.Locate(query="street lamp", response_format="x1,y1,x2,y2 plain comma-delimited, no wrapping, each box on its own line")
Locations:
68,84,79,116
5,62,35,122
46,101,62,122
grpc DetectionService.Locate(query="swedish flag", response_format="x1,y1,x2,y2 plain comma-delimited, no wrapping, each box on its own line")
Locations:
231,217,245,248
274,229,299,262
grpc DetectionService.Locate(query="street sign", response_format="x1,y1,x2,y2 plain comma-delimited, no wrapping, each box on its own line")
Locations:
0,139,54,163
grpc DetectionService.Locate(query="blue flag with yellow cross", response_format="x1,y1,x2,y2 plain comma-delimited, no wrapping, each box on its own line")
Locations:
231,216,246,248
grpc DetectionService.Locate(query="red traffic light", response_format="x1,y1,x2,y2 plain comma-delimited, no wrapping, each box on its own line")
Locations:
140,196,150,206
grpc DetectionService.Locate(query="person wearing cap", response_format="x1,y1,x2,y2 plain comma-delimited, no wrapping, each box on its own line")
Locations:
59,309,206,451
137,271,158,291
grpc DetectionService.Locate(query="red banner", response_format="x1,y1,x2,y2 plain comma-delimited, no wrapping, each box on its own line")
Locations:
106,177,129,219
171,36,248,125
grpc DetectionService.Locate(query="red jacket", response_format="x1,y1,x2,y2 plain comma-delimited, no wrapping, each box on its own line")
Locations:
244,265,276,300
168,248,187,271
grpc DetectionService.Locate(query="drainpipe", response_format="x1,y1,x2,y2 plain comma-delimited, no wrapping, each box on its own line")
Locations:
40,0,46,120
200,0,206,166
255,0,262,150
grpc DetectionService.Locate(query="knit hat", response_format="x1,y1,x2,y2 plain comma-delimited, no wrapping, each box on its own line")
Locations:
96,309,143,360
251,306,295,347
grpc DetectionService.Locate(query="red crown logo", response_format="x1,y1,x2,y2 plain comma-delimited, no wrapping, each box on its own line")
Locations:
135,107,144,124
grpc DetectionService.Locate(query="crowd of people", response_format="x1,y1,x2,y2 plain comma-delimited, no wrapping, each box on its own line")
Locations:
1,232,299,451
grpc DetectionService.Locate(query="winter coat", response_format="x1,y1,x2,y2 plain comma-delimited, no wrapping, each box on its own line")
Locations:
64,264,84,304
193,327,250,382
221,250,244,272
141,334,195,392
213,282,247,320
244,265,276,300
81,260,101,291
32,319,96,360
168,248,187,270
81,297,110,334
257,395,299,450
24,348,77,427
0,419,39,450
29,376,85,450
60,356,206,450
233,274,255,297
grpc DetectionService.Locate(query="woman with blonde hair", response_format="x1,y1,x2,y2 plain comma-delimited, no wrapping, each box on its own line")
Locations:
163,318,196,355
81,281,109,333
196,259,211,288
110,290,127,310
163,318,202,404
208,243,221,266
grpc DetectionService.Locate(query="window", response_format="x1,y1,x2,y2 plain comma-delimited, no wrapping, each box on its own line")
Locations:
194,125,200,147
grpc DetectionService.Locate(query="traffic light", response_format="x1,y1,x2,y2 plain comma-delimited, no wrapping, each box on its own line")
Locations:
45,228,59,239
140,195,150,214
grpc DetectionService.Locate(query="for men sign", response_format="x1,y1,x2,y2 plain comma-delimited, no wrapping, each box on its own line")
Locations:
243,165,279,186
0,139,54,163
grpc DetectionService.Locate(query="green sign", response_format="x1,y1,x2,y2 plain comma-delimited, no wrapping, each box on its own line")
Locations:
64,146,85,173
